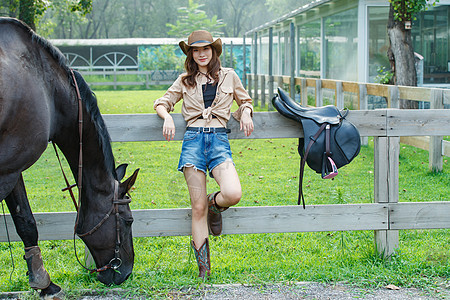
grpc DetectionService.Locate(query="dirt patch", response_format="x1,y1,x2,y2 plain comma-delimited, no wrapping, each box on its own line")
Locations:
2,282,449,299
164,282,449,300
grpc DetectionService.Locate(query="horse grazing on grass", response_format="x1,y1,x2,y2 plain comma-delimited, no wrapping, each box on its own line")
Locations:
0,17,139,298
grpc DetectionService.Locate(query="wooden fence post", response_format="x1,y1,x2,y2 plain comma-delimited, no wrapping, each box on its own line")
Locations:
359,83,368,146
113,69,117,90
248,74,253,99
290,22,296,100
336,81,344,109
301,78,308,106
429,89,444,172
229,41,234,68
253,32,259,107
254,75,259,107
261,75,266,108
374,135,400,258
85,247,95,269
388,85,399,108
268,27,274,111
315,79,323,107
243,35,247,89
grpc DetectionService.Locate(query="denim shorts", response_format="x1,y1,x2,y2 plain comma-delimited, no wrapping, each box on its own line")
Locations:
177,127,233,177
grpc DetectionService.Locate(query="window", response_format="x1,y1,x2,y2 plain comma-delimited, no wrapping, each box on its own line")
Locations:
412,5,450,84
324,7,358,81
368,6,390,83
298,20,321,78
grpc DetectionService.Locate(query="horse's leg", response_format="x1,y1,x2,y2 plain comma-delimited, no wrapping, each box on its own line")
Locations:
5,174,62,298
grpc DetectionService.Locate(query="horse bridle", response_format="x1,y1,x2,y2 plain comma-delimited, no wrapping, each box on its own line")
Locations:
53,70,130,273
74,181,132,273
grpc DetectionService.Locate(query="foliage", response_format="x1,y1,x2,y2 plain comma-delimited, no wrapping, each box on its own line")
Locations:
389,0,439,21
166,0,225,38
1,0,310,38
139,45,185,72
374,66,394,84
0,0,92,29
69,0,92,14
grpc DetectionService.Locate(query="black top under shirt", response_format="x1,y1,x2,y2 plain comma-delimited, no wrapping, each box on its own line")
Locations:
198,83,217,119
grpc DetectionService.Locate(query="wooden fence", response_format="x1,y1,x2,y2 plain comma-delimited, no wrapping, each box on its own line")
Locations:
79,70,180,89
1,108,449,258
247,74,450,172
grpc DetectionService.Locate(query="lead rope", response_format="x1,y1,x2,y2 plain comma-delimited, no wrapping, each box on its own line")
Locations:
2,201,15,282
52,143,78,210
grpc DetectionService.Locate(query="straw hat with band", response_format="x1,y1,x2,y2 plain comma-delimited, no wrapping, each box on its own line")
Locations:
179,30,222,57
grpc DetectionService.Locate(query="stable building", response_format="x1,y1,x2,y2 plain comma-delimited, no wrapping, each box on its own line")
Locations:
245,0,450,88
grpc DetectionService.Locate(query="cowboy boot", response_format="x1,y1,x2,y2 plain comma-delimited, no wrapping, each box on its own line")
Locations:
191,238,210,279
207,192,228,236
24,246,51,290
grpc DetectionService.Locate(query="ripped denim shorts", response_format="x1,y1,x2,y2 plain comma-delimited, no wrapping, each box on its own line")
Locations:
177,127,233,177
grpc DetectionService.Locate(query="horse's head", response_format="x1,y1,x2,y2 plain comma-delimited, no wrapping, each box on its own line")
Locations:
77,164,139,286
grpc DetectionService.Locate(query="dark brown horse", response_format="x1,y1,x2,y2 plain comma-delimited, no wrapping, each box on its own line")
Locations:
0,17,139,297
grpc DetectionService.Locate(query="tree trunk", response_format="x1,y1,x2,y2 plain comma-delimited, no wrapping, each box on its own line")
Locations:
387,4,418,109
19,0,36,30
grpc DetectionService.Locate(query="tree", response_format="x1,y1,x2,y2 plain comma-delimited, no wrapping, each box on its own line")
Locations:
1,0,92,30
387,0,438,108
166,0,225,38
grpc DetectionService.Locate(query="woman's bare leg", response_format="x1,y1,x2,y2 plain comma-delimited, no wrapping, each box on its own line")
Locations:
211,160,242,208
183,167,208,247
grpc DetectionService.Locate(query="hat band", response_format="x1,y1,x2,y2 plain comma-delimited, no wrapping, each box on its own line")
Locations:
190,40,212,46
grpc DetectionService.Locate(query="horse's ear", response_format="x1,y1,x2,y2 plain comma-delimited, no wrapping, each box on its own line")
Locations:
116,164,128,181
121,168,140,193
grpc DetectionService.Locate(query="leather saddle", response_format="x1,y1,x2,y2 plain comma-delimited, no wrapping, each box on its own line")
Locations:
272,87,361,208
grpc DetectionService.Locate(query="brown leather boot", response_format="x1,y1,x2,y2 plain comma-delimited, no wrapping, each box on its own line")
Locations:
191,238,210,279
207,192,228,236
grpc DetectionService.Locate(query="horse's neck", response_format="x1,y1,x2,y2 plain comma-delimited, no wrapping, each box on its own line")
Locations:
54,117,113,197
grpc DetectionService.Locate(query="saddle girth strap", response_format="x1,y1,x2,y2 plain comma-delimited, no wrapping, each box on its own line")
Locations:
298,123,328,208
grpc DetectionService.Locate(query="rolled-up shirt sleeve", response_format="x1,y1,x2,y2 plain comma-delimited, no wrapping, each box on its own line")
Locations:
153,75,184,112
231,71,253,121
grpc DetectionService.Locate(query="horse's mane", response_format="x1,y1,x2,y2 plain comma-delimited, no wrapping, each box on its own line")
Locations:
72,70,117,180
0,18,117,179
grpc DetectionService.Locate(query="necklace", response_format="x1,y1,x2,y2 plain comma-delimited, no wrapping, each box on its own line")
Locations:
198,71,213,93
198,71,212,84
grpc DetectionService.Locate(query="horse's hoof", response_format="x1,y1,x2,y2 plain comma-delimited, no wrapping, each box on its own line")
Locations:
39,282,64,299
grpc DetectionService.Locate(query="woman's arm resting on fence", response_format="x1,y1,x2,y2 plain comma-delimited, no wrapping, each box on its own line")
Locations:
155,104,175,141
240,107,254,137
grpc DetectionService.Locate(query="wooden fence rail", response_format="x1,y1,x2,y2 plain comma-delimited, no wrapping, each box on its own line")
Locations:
79,70,180,89
1,110,449,258
247,74,450,172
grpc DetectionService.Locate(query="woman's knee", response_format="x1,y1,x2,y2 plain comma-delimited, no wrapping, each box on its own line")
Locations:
191,200,208,219
221,189,242,206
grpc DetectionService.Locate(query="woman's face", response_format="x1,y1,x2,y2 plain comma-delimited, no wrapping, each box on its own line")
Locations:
192,46,212,71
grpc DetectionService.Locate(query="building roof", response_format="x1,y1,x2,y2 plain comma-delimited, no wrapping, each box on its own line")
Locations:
51,37,244,47
245,0,332,35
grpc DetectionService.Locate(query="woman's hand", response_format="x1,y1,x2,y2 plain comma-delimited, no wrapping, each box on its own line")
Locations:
155,104,176,141
240,108,254,137
163,115,176,141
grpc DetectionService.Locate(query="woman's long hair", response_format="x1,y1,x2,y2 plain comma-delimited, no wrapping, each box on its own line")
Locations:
182,46,221,88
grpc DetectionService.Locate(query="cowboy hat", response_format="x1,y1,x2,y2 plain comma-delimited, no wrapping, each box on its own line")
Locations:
179,30,222,56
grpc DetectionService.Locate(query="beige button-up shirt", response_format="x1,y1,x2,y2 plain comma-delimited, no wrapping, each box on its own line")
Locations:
154,68,253,127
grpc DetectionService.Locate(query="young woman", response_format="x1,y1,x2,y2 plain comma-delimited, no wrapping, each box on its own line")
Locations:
154,30,253,279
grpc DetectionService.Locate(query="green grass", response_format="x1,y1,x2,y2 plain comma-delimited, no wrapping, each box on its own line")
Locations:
0,90,449,297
